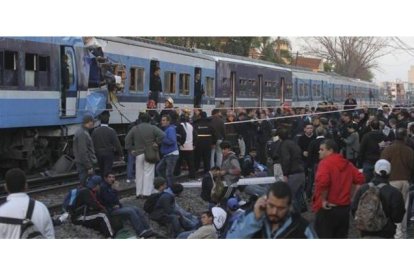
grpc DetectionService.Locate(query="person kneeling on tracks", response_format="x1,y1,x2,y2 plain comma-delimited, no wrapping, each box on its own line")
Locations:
226,181,317,239
70,175,114,238
99,172,158,238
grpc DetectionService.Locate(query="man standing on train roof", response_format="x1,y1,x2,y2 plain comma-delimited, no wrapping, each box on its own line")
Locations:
344,93,357,110
194,71,205,107
149,66,162,106
73,114,97,186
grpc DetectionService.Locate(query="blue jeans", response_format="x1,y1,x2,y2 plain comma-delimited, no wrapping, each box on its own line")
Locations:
111,206,150,236
363,162,375,183
127,153,136,180
175,203,199,230
156,154,179,187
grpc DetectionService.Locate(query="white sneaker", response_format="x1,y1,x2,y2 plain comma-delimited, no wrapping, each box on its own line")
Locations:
126,179,131,183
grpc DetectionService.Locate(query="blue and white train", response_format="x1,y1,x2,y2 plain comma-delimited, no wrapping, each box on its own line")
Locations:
0,36,381,173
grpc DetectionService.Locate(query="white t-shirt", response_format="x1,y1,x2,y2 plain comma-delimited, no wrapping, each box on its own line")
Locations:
0,193,55,239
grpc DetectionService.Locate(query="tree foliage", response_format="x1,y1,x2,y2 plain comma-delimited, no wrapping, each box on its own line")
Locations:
301,37,390,81
142,37,292,64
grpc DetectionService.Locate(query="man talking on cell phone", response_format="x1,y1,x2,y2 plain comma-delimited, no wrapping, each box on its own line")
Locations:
226,181,317,239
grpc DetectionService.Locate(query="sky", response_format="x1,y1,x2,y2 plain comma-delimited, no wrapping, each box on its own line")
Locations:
290,37,414,84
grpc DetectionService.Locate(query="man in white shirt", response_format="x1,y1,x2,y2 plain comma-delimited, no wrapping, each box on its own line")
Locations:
0,168,55,239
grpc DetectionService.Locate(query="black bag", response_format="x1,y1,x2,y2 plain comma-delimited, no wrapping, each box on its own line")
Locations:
144,143,160,164
176,124,187,146
0,199,45,239
143,192,163,213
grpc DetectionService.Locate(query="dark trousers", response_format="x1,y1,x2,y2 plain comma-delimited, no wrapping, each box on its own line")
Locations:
75,163,89,186
314,205,350,239
194,96,202,107
174,150,195,178
194,143,211,173
97,152,114,177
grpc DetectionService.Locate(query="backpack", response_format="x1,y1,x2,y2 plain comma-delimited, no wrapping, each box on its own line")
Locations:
210,174,225,203
176,124,187,146
143,192,163,213
267,140,282,162
0,199,45,239
354,183,388,232
62,188,79,213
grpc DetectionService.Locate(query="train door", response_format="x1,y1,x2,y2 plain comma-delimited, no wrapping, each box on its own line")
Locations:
280,77,285,103
230,71,236,107
60,46,78,117
258,74,263,108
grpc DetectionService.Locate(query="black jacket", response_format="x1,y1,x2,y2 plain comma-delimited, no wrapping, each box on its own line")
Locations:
359,130,386,164
193,117,216,146
279,139,304,176
351,176,405,238
210,115,226,140
91,125,123,156
71,187,106,219
200,172,214,202
307,137,325,167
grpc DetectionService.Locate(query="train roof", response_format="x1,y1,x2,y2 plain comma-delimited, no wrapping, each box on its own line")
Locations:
194,48,291,72
97,37,215,62
4,37,85,46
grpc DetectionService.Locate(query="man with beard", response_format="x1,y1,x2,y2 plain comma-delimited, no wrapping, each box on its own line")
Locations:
226,181,316,239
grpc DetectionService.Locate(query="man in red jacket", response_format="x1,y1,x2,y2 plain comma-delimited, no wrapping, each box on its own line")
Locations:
312,139,365,238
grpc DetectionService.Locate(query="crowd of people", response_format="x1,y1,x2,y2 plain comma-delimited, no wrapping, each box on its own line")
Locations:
2,93,414,239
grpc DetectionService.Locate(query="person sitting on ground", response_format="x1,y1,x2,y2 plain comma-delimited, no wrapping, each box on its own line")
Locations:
219,141,241,200
241,148,268,178
220,197,246,237
99,172,158,238
149,183,197,238
176,210,218,239
226,181,317,239
351,159,405,238
200,166,223,207
71,175,114,238
0,168,55,239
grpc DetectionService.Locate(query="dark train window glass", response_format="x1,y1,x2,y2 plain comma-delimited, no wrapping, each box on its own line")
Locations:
25,53,37,71
129,67,144,93
39,56,50,72
164,71,176,94
0,51,3,85
304,83,308,97
312,84,316,96
299,83,304,97
179,73,190,95
5,51,17,70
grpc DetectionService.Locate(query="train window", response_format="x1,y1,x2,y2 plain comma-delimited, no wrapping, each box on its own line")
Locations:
304,83,308,97
272,81,277,93
25,53,38,87
38,56,50,88
299,83,304,97
317,84,321,97
164,72,176,94
312,84,316,96
205,77,214,97
4,51,17,70
129,67,144,93
0,51,3,85
179,73,190,95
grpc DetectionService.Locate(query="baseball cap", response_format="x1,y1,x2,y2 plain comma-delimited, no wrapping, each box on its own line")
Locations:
375,159,391,175
227,197,239,211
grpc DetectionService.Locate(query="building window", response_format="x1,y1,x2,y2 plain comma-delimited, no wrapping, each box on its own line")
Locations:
205,77,214,97
164,72,176,94
179,73,190,95
129,67,144,93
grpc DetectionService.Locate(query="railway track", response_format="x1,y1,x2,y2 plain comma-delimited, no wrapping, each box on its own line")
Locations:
0,162,127,200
